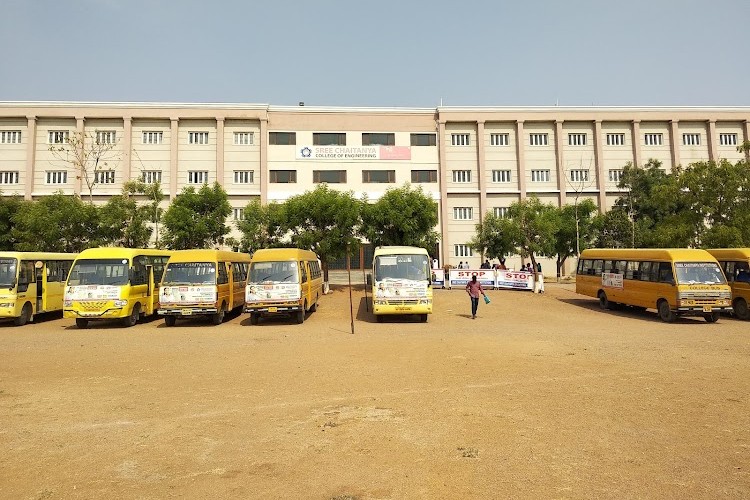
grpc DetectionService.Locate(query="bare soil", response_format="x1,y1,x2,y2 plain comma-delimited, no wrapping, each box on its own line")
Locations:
1,283,749,499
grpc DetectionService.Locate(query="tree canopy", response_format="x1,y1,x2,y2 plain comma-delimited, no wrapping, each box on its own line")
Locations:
161,182,232,249
360,185,439,250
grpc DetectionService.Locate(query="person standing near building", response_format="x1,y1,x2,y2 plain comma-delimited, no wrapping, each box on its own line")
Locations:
465,274,486,319
536,262,545,294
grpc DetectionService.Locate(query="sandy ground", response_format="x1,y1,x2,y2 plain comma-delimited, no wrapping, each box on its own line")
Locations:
1,283,749,500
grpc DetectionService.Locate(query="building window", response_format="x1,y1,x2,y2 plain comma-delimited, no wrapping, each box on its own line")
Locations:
268,132,296,145
682,133,700,146
233,132,253,145
454,244,473,258
453,207,473,220
492,170,512,183
451,133,470,146
188,171,209,184
411,170,437,183
529,133,549,146
0,131,21,144
493,207,509,218
142,170,162,184
233,170,254,184
95,170,115,184
362,133,395,146
314,170,347,183
452,170,472,183
410,133,436,146
188,132,209,145
48,131,69,144
270,170,297,183
644,133,663,146
0,171,19,184
313,133,346,146
719,133,737,146
606,133,625,146
568,133,587,146
569,169,589,182
362,170,395,183
490,133,509,146
232,208,245,220
608,169,624,182
142,131,163,144
96,130,117,144
46,170,68,184
531,169,550,182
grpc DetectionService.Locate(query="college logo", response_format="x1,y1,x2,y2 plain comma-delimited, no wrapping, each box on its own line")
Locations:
300,147,312,158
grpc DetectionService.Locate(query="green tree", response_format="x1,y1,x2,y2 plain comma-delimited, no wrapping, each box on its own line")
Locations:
236,199,287,253
0,193,23,250
12,193,100,252
161,182,232,249
360,184,439,249
97,181,153,248
284,185,362,281
553,198,598,277
469,213,516,261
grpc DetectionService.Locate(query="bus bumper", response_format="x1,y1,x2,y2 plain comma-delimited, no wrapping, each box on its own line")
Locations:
159,306,218,317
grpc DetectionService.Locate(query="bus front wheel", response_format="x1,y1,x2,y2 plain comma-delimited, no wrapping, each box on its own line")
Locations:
658,300,676,323
164,316,176,327
13,302,32,326
734,298,749,320
420,314,428,323
76,318,89,329
376,315,384,323
212,304,226,325
296,309,305,324
123,304,140,327
703,312,720,323
249,313,259,325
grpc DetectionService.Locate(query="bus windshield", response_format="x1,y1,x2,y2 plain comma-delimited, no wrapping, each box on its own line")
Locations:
249,261,299,283
374,255,430,281
162,262,216,285
0,258,17,288
675,262,727,285
68,259,129,286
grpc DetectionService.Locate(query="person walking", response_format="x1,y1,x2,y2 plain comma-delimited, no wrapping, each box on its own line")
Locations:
465,274,486,319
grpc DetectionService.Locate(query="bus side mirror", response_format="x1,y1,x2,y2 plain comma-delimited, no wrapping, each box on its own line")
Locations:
366,274,372,286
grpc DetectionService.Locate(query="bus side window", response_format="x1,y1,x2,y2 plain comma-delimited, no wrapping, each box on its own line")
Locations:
658,262,674,283
217,263,229,284
593,260,603,275
626,261,640,280
300,261,308,284
18,261,35,292
131,257,148,285
723,261,734,281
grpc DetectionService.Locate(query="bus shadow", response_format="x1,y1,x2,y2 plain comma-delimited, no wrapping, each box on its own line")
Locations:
355,297,426,323
238,311,308,327
558,298,713,325
154,308,245,328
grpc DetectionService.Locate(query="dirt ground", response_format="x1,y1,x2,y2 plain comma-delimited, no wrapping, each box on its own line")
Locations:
1,283,749,500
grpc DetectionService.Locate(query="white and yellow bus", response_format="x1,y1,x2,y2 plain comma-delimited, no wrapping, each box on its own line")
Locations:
707,248,750,320
159,249,251,326
64,248,172,328
576,248,732,323
245,248,323,325
369,246,432,323
0,252,76,326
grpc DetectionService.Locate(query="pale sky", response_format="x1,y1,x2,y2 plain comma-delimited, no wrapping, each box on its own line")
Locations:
1,0,748,107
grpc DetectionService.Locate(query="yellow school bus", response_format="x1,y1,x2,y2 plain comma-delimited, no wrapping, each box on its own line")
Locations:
706,248,750,320
0,252,76,326
64,248,171,328
370,246,432,323
158,249,251,326
245,248,323,324
576,248,732,323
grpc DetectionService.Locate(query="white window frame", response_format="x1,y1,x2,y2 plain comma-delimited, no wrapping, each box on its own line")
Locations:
529,133,549,146
188,170,209,184
491,170,512,183
568,133,587,146
531,169,551,182
453,207,473,220
490,133,509,146
452,170,472,183
644,133,663,146
493,207,509,218
95,170,116,184
606,133,625,146
188,131,209,145
0,131,21,144
142,170,162,184
232,208,245,220
608,169,624,182
233,170,254,184
142,131,163,144
0,171,19,184
454,244,473,258
48,131,69,144
46,170,68,184
682,133,700,146
451,133,470,146
233,132,253,145
96,130,117,144
569,169,590,183
719,133,737,146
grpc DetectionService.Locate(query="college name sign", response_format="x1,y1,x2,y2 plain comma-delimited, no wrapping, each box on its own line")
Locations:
296,146,411,160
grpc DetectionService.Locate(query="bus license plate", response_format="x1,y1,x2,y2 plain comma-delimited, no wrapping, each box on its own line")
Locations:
702,306,712,313
268,307,278,313
182,310,193,316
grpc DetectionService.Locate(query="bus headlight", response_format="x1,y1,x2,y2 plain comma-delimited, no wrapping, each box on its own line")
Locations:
114,300,128,307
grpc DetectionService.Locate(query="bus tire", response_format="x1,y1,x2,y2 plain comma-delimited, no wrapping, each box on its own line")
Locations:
212,304,226,325
76,318,89,329
376,315,384,323
598,291,610,310
420,314,428,323
703,312,720,323
657,300,676,323
123,303,140,327
734,298,749,320
310,296,318,313
250,313,259,325
164,316,176,327
13,302,32,326
295,308,305,324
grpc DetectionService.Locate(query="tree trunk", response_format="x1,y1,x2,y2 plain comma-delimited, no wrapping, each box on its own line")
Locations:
322,259,329,283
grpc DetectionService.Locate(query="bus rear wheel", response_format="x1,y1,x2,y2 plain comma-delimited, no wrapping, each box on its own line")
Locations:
76,318,89,329
164,316,176,327
13,303,32,326
703,312,720,323
658,300,676,323
734,298,749,320
598,291,610,310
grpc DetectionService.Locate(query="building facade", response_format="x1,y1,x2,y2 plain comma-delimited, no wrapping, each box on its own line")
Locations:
1,102,749,269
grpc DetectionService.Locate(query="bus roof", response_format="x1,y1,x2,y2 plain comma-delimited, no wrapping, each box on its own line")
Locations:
579,248,719,262
706,248,750,261
74,247,173,260
250,248,319,262
167,249,251,264
0,251,77,260
373,246,429,258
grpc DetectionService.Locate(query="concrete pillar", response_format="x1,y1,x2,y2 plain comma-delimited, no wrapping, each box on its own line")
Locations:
669,120,681,168
631,120,642,167
743,120,750,161
476,120,486,218
594,120,606,212
24,116,36,201
122,117,132,182
707,120,717,162
75,117,85,197
170,118,179,200
216,117,225,186
516,120,526,199
555,120,565,206
438,120,449,265
259,118,268,204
